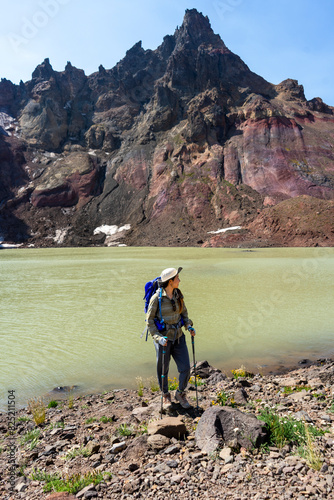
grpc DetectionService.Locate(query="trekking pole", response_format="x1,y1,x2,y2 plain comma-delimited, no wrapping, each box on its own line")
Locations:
160,342,166,419
191,335,199,410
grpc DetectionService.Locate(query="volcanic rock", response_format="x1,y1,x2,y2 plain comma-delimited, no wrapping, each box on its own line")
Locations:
195,406,267,453
1,9,334,247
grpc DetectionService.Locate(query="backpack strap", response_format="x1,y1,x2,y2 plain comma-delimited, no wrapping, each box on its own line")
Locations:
158,288,165,330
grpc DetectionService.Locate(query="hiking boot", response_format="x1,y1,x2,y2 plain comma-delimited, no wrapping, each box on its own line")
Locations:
163,392,172,410
175,391,191,409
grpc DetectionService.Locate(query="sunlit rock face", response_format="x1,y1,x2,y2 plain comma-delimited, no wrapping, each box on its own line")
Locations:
0,9,333,247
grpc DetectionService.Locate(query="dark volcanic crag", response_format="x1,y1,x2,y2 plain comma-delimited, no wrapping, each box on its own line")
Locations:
0,9,334,248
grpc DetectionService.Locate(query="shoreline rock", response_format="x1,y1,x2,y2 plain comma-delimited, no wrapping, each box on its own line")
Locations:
1,359,334,499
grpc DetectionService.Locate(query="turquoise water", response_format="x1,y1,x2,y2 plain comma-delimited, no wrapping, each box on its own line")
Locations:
1,247,333,410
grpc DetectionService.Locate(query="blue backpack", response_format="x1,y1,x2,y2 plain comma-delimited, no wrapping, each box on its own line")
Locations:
142,277,165,340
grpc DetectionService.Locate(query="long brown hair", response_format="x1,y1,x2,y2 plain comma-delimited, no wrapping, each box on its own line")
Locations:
175,289,184,314
161,280,184,314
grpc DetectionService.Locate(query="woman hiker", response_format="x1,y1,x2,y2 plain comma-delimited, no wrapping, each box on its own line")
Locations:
146,267,196,410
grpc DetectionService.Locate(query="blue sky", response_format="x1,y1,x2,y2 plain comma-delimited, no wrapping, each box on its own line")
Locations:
1,0,333,105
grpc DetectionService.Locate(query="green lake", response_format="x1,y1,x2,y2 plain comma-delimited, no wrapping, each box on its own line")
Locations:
1,247,333,411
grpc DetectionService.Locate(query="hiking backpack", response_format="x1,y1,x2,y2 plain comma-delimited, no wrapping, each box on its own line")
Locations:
142,277,165,340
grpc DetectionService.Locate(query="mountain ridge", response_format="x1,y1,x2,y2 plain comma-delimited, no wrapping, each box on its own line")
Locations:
0,8,334,248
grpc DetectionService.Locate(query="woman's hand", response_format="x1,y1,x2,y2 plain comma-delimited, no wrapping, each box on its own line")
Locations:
159,336,168,346
188,326,196,336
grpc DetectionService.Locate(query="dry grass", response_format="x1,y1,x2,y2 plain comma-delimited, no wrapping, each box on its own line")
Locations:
27,397,46,426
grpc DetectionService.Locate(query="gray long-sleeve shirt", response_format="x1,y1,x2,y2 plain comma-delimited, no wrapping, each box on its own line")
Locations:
146,288,193,343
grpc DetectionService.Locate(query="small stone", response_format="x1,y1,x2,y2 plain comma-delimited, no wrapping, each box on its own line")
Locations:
170,474,183,484
294,411,313,423
219,447,233,463
128,463,139,472
50,428,63,436
111,441,127,453
42,445,57,456
85,441,100,455
153,463,171,474
75,483,96,498
163,444,181,454
320,414,332,422
320,463,329,473
123,478,141,494
84,492,98,499
166,460,179,468
221,463,234,473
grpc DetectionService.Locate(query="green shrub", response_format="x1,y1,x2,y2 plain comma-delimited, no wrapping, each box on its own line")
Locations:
64,446,91,460
48,401,58,408
30,468,59,483
36,470,104,494
85,417,97,424
259,408,324,449
20,429,40,450
100,416,114,423
214,391,237,408
116,424,133,436
282,385,312,395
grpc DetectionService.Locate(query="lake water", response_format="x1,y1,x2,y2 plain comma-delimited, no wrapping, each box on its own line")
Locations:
1,247,334,411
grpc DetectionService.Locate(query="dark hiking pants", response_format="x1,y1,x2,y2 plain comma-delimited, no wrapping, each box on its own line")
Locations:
154,333,191,394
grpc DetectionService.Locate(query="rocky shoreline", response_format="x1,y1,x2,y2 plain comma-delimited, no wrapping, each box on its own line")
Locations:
2,359,334,499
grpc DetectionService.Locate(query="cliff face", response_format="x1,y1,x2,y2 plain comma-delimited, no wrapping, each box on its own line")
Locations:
1,9,334,248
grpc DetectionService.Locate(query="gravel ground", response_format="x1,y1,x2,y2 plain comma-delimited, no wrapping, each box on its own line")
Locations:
1,359,334,499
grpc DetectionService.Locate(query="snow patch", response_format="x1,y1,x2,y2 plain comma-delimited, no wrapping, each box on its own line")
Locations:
53,228,69,244
94,224,131,237
0,243,22,249
208,226,242,234
0,112,15,136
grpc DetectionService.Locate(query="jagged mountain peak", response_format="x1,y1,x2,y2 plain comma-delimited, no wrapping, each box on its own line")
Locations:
31,57,54,81
1,9,334,249
174,8,227,51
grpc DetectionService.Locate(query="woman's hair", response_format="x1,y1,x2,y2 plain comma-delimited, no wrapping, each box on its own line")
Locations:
161,277,184,313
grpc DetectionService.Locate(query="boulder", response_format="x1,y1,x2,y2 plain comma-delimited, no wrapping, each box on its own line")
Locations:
122,436,149,461
318,364,334,385
195,406,267,454
192,360,226,380
232,388,249,405
147,434,170,450
147,416,187,439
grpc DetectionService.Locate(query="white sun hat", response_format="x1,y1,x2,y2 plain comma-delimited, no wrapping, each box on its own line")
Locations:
160,266,182,283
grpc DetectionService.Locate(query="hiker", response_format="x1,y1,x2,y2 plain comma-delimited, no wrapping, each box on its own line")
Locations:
146,267,195,409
